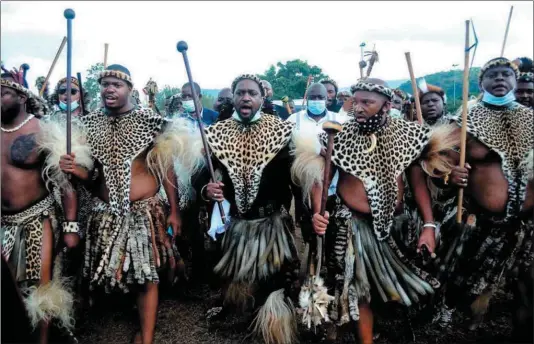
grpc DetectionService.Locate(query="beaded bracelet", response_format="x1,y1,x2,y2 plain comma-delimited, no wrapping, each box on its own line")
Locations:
62,221,79,234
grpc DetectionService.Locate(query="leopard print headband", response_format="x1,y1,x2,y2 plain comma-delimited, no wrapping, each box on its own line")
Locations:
1,78,31,98
479,57,520,84
98,70,133,86
0,78,46,117
350,82,394,101
56,76,80,90
231,74,266,97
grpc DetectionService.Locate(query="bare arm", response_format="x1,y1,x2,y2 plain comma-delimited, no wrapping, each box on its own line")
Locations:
407,164,435,224
163,167,180,216
62,188,80,248
407,163,437,253
163,166,182,238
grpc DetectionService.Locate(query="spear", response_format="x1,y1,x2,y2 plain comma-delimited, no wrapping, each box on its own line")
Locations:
405,52,423,125
500,6,514,57
40,37,67,97
104,43,109,68
76,72,86,115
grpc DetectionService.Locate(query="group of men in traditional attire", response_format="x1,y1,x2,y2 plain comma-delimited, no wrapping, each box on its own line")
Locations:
1,53,532,344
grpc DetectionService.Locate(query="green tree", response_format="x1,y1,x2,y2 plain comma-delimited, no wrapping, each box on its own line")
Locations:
155,85,181,111
257,59,329,100
82,62,105,111
201,94,215,110
398,67,482,114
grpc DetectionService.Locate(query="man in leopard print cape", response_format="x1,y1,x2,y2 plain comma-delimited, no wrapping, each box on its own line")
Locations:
60,64,188,344
432,57,534,330
1,73,87,342
176,74,302,344
292,78,459,344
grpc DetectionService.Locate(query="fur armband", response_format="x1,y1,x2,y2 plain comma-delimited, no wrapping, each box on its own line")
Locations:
419,123,460,178
37,117,94,192
146,118,205,188
526,149,534,181
290,131,325,202
62,222,79,234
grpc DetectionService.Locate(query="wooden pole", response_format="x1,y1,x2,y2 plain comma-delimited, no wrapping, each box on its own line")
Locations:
104,43,109,68
456,20,471,224
500,6,514,57
405,52,423,124
39,36,67,97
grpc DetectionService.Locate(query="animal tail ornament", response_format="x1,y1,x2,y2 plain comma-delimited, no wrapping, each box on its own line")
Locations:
298,276,335,329
251,289,298,344
146,117,205,188
37,118,93,192
22,256,75,331
419,123,460,178
290,131,324,203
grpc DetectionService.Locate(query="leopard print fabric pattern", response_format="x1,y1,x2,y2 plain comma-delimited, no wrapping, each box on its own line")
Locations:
1,196,59,282
322,117,431,240
204,114,294,215
450,102,534,219
81,107,163,215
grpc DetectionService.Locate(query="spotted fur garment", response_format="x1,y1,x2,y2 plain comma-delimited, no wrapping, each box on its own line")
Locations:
204,114,295,215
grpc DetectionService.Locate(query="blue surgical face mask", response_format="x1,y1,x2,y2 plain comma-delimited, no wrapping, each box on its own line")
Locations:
482,89,516,107
59,100,79,111
182,99,196,113
307,100,326,115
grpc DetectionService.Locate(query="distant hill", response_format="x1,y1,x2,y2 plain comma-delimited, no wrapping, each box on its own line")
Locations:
202,71,481,114
398,68,482,113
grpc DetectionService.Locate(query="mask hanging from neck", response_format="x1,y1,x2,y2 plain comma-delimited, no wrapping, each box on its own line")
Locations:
482,89,516,107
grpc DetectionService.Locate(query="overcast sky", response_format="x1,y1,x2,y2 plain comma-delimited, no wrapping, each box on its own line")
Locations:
1,1,532,94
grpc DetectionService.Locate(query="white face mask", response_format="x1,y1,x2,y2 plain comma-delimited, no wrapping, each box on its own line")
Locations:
182,99,196,113
389,108,403,119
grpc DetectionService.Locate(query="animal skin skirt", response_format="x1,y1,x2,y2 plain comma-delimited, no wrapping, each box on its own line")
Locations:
326,201,440,325
83,195,176,293
213,208,300,308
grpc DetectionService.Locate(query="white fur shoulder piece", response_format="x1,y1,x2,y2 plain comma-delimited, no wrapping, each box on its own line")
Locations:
37,116,94,192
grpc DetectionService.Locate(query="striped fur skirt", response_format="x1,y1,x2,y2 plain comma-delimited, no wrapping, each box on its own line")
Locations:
83,195,178,293
326,200,440,325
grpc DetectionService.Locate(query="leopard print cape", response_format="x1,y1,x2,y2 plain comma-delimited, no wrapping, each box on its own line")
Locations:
204,114,295,215
81,107,163,215
450,102,534,219
0,195,59,282
321,117,432,240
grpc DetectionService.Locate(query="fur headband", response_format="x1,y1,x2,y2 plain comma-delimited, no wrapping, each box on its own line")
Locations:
479,57,520,84
231,74,265,97
350,81,394,101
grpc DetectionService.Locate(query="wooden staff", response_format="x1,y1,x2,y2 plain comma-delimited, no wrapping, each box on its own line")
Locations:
456,20,471,223
302,75,313,108
281,96,292,116
500,6,514,57
76,72,86,114
315,120,342,276
405,52,423,124
39,36,67,97
64,9,75,154
104,43,109,68
177,41,226,223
